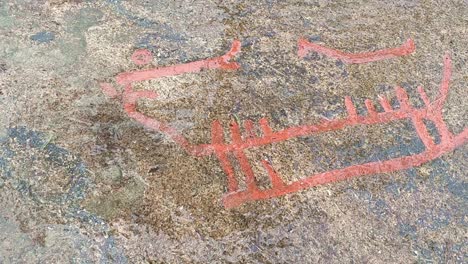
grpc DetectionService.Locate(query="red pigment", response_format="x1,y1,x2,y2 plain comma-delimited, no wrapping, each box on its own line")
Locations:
298,38,415,63
100,40,466,208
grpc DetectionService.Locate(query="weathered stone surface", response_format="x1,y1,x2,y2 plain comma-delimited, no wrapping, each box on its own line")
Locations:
0,0,466,262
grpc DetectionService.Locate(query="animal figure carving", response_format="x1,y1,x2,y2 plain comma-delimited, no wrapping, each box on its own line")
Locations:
100,38,467,208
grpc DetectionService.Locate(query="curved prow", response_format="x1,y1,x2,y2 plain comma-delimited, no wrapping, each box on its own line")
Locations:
99,40,242,156
426,53,467,149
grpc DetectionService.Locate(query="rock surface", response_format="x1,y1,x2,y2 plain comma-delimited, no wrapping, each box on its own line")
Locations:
0,0,466,262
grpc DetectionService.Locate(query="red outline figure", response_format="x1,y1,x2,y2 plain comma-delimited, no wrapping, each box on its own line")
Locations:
100,40,467,208
298,38,415,63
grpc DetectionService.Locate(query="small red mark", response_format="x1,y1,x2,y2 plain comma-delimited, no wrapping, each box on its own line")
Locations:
100,39,466,209
261,160,286,189
365,99,378,119
298,38,415,63
344,96,358,121
378,96,392,112
417,86,430,106
100,82,120,98
131,49,153,65
244,120,256,138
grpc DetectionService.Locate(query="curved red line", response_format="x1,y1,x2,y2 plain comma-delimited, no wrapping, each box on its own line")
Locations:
298,38,415,63
124,106,209,156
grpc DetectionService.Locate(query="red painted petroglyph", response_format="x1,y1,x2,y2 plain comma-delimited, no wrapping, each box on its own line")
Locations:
100,39,467,208
298,38,415,63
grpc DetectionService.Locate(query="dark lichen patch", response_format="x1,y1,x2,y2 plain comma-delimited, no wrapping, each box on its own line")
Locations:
83,178,145,220
48,0,83,5
30,31,55,43
0,63,7,73
0,127,89,204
